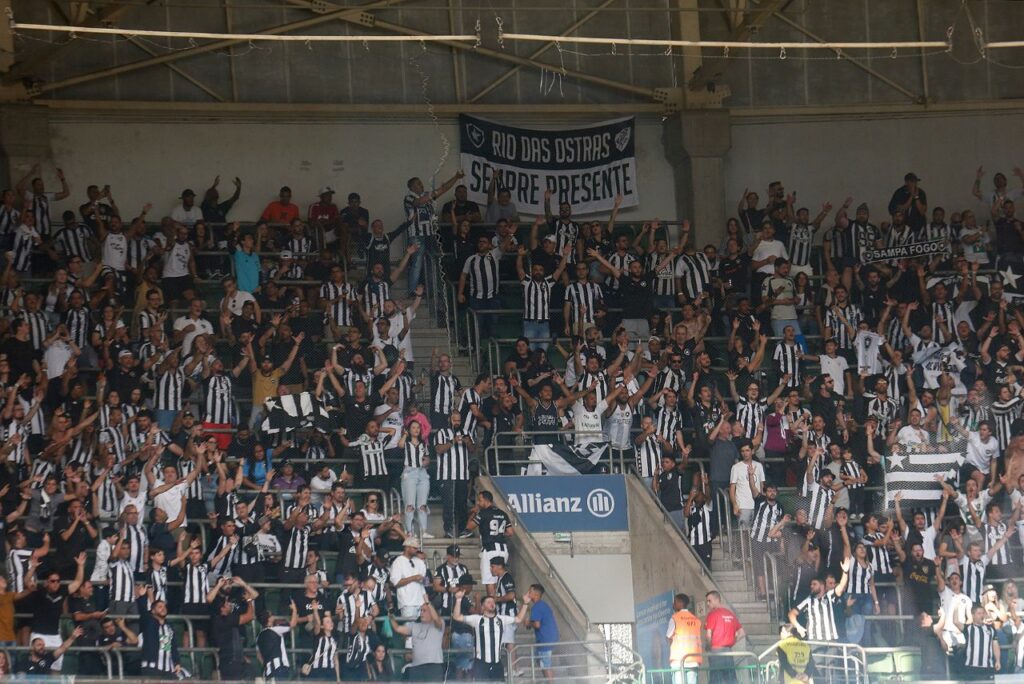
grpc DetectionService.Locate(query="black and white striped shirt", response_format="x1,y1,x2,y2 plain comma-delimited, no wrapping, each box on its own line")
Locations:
109,559,136,603
553,221,580,263
208,535,234,577
359,278,390,318
182,562,210,605
346,632,372,665
864,532,894,575
605,252,636,291
462,251,500,300
258,626,291,677
787,223,816,267
433,428,470,481
404,191,436,238
964,623,997,669
735,397,768,440
807,482,834,530
431,372,460,416
141,621,177,673
22,311,49,351
795,590,840,641
522,276,555,321
436,562,468,611
841,460,863,490
687,503,713,546
773,343,801,386
991,397,1021,450
653,408,682,446
635,434,661,479
653,368,685,396
983,522,1010,566
646,252,677,297
825,304,863,350
750,499,782,544
6,548,32,591
358,435,388,477
284,523,311,571
336,590,376,634
885,316,910,352
404,439,428,468
320,281,355,327
154,368,186,412
0,205,19,240
204,374,235,425
961,557,988,605
150,565,168,604
65,306,91,349
564,281,603,327
848,560,873,596
28,193,52,237
458,389,482,436
676,252,712,300
467,615,516,663
309,633,339,671
121,524,147,573
99,426,128,464
54,222,93,262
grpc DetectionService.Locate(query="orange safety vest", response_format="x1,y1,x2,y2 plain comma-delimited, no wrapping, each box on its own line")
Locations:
669,609,703,666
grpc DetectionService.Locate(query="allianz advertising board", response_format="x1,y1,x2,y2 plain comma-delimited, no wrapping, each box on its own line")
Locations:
491,475,628,532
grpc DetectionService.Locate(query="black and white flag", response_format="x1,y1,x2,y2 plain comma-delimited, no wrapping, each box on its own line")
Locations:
884,449,963,506
261,392,337,434
527,442,608,475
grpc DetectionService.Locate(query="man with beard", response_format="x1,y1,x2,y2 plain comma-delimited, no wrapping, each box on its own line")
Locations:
517,244,570,349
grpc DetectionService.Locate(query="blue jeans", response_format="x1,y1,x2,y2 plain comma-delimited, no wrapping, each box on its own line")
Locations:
469,296,500,343
523,320,551,350
407,235,437,295
451,630,474,671
401,467,431,534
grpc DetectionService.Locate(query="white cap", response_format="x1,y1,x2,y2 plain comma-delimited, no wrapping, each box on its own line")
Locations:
319,186,335,196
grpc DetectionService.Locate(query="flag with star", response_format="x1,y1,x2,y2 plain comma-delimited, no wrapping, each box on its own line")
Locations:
884,449,964,507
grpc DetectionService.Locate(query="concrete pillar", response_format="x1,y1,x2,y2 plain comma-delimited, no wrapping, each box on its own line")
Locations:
0,104,53,190
663,109,732,248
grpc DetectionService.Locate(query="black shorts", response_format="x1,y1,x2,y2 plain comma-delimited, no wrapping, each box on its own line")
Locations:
180,602,210,627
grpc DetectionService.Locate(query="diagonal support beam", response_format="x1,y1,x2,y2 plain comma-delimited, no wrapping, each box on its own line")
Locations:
768,9,921,102
6,0,161,84
688,0,783,89
32,0,419,94
282,0,656,101
467,0,619,103
124,36,225,102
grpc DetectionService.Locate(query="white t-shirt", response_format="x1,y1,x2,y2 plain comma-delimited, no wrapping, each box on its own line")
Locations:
729,460,765,510
819,355,850,395
310,473,337,505
373,405,403,450
389,554,428,610
966,432,999,474
388,309,416,362
171,205,203,227
854,331,884,374
153,481,189,524
221,291,256,317
751,239,788,274
173,315,214,356
43,340,74,379
896,425,928,448
163,241,193,278
102,232,128,271
573,400,605,445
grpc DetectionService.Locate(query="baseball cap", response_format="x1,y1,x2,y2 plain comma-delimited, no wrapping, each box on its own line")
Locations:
180,188,195,198
279,249,293,259
904,172,921,182
118,348,134,358
446,544,461,557
403,538,421,549
457,574,476,586
543,234,557,243
319,185,335,196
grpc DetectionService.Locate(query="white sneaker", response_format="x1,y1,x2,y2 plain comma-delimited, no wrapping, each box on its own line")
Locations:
421,532,435,539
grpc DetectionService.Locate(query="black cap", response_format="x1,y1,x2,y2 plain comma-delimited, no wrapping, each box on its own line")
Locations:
457,574,476,586
180,188,196,198
904,172,921,182
446,544,461,557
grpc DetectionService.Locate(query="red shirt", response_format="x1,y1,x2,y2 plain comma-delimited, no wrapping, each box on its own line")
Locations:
308,202,339,224
705,607,741,649
261,201,300,224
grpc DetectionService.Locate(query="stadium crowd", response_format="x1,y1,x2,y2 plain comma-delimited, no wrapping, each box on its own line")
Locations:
0,158,1023,681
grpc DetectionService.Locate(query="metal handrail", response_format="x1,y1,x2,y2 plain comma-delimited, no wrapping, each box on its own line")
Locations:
507,638,644,684
757,639,869,684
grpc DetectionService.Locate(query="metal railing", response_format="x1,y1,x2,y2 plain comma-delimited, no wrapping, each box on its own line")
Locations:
507,638,644,684
758,639,869,684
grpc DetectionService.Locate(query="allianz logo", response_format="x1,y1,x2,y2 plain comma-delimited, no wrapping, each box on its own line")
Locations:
507,488,616,518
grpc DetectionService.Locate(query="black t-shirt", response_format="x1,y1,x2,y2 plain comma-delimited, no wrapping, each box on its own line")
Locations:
340,206,370,230
1,338,37,380
56,515,93,561
343,397,374,439
474,507,512,550
31,587,68,635
718,254,751,294
530,247,559,276
227,434,257,462
69,595,102,643
657,471,684,511
148,522,177,560
441,199,481,220
17,652,55,675
211,611,243,659
903,558,937,605
108,365,143,400
618,274,654,318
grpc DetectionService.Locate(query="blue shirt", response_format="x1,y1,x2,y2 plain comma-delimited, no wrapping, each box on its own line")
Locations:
530,600,559,644
234,248,260,293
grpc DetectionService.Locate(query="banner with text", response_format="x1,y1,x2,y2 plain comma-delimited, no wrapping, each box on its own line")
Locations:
491,475,629,532
459,114,639,216
860,239,946,264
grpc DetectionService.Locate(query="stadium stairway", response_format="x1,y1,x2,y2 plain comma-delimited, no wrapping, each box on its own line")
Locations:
709,559,779,653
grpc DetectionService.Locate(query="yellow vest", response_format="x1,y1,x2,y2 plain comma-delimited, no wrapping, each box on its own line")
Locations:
669,610,702,666
777,636,812,683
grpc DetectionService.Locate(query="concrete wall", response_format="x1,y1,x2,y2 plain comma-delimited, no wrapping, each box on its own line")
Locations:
38,115,678,225
723,109,1024,241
